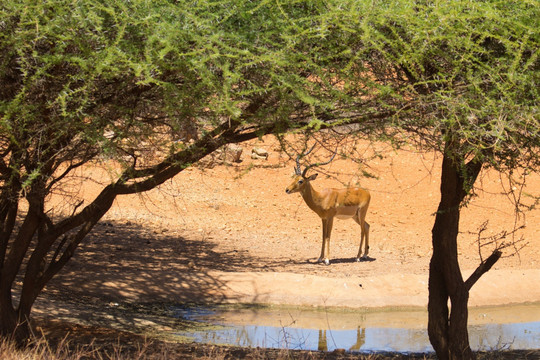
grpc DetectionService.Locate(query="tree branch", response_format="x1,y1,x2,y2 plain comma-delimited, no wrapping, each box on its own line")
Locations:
464,250,501,291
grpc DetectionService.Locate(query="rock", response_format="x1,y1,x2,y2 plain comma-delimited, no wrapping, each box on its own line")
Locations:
214,144,243,163
251,147,269,160
222,144,243,162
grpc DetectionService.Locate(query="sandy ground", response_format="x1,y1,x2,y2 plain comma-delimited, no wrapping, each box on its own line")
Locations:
34,137,540,333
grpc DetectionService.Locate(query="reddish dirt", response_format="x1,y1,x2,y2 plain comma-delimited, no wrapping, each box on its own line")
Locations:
34,136,540,333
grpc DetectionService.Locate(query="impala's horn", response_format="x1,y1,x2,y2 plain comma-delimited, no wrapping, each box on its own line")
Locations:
295,143,317,176
301,148,337,178
294,155,302,175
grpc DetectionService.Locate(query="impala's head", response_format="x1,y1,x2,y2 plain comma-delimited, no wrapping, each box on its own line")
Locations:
286,150,319,194
285,144,334,194
285,173,318,194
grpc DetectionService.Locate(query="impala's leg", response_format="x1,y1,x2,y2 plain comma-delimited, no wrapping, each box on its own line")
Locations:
325,217,333,265
317,218,333,265
362,221,370,258
318,219,327,264
354,207,370,261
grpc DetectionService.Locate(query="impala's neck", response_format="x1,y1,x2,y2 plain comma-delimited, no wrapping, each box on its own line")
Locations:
300,181,323,213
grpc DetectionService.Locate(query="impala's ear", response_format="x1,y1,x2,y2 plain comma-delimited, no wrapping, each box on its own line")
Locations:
307,173,318,181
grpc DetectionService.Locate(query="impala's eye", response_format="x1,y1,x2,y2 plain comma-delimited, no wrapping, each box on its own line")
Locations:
298,180,303,184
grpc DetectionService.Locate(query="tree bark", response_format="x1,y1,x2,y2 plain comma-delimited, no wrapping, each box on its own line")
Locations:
0,294,31,344
428,145,483,360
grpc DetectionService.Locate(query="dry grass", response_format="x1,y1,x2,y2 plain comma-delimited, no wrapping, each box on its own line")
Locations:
0,338,375,360
4,336,539,360
0,336,96,360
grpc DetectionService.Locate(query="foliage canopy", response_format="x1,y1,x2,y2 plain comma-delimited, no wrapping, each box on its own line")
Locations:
0,0,538,353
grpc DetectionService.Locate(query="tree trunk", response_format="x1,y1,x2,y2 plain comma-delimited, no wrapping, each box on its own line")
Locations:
428,148,481,360
0,293,31,345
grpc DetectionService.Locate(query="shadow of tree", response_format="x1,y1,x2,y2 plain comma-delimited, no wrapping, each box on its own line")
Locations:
42,220,295,306
34,219,303,332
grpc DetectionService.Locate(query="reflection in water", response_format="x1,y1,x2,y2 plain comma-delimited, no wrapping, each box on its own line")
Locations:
349,327,366,352
180,324,434,352
173,304,540,353
318,327,366,352
318,330,327,351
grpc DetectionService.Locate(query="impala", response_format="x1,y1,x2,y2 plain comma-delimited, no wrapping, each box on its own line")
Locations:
285,148,371,265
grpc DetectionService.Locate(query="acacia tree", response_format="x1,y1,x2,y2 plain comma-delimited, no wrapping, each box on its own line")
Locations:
1,0,538,357
0,0,386,342
284,1,536,358
331,1,538,359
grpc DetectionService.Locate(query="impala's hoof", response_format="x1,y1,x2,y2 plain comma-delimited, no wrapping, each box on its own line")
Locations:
317,257,330,265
